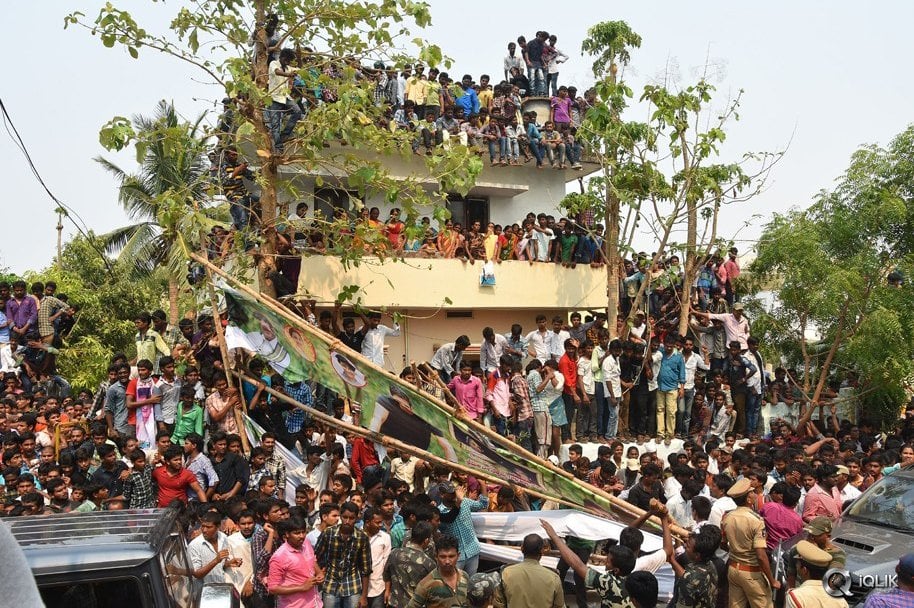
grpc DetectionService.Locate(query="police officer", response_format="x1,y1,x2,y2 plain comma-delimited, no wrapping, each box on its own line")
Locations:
785,516,846,589
721,477,781,608
785,540,848,608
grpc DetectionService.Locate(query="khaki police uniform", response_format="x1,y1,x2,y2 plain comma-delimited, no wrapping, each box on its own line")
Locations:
784,541,848,608
722,478,772,608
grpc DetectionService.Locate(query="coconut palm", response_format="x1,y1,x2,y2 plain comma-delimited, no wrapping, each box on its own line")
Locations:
97,100,225,322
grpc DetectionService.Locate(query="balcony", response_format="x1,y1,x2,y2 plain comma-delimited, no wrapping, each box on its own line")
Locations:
295,254,609,310
276,142,600,199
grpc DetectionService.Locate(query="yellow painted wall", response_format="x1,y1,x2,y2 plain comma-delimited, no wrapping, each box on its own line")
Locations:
297,255,609,310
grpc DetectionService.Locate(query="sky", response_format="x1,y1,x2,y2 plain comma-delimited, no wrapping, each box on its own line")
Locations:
2,1,914,274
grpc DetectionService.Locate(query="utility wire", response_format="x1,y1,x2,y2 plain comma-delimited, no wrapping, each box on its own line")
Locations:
0,97,114,275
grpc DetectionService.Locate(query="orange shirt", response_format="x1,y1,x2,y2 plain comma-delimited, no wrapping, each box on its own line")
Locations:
558,354,578,395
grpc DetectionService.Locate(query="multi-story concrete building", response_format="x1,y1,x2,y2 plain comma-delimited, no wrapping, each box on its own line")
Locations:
282,143,605,371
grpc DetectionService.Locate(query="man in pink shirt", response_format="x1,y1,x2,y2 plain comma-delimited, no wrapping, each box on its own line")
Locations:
485,356,514,436
696,303,751,350
760,482,804,551
717,247,741,306
448,362,485,421
802,465,843,522
268,517,324,608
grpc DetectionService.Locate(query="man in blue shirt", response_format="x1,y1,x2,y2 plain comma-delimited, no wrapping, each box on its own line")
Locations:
0,308,13,373
437,481,487,576
454,75,480,119
656,334,685,440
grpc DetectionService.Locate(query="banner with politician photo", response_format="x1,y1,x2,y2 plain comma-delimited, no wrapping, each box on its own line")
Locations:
220,284,630,519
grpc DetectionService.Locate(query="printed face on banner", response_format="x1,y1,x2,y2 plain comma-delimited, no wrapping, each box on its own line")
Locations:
222,286,633,520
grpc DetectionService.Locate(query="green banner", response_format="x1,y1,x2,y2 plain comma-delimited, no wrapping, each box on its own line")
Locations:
222,284,621,516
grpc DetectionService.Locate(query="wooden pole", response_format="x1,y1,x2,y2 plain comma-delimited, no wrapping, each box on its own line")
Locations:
192,253,686,538
203,264,250,455
236,371,580,511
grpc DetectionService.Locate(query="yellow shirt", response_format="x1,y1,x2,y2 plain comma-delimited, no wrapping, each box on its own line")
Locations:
785,580,848,608
405,76,428,105
425,81,442,108
478,88,493,109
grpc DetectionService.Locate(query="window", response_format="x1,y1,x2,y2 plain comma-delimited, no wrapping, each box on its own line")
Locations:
313,187,361,219
445,310,474,319
161,532,195,607
446,195,489,229
39,577,148,608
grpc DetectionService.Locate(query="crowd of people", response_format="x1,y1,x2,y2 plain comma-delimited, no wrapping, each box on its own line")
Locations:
214,28,591,244
4,265,914,608
3,23,912,608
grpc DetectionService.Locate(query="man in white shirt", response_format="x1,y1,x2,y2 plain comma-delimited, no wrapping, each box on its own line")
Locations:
390,452,417,491
621,511,667,574
429,335,470,384
663,465,693,502
547,316,571,361
188,512,240,588
666,479,704,530
628,311,648,344
360,312,400,368
364,506,392,607
267,48,303,150
287,202,311,248
525,314,551,363
708,474,737,527
480,327,508,374
836,465,861,503
503,42,525,81
226,510,256,597
601,339,623,439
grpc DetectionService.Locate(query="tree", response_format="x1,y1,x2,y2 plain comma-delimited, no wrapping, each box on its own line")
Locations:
569,20,776,338
96,100,217,324
28,234,166,390
750,125,914,426
67,1,481,296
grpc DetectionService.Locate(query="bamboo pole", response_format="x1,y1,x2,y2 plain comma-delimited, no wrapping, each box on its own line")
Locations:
203,264,250,455
192,253,686,538
236,371,581,511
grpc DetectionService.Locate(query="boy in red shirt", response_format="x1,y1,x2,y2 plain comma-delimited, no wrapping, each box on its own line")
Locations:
152,445,207,507
557,338,579,442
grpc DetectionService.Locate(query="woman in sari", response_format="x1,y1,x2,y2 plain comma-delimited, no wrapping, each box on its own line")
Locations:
385,208,406,250
499,225,517,261
436,220,460,258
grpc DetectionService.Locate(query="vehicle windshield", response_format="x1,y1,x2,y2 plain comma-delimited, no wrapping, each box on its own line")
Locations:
846,473,914,533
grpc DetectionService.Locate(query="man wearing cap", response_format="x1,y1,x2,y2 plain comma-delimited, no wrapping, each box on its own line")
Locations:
721,477,781,608
696,303,751,351
493,533,563,608
785,517,846,589
863,554,914,608
835,465,861,503
469,571,501,608
785,540,848,608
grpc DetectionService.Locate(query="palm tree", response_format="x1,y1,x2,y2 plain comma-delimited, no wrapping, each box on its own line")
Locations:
97,100,224,323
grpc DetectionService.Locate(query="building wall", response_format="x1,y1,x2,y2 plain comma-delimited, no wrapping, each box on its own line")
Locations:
295,255,609,310
277,145,593,224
